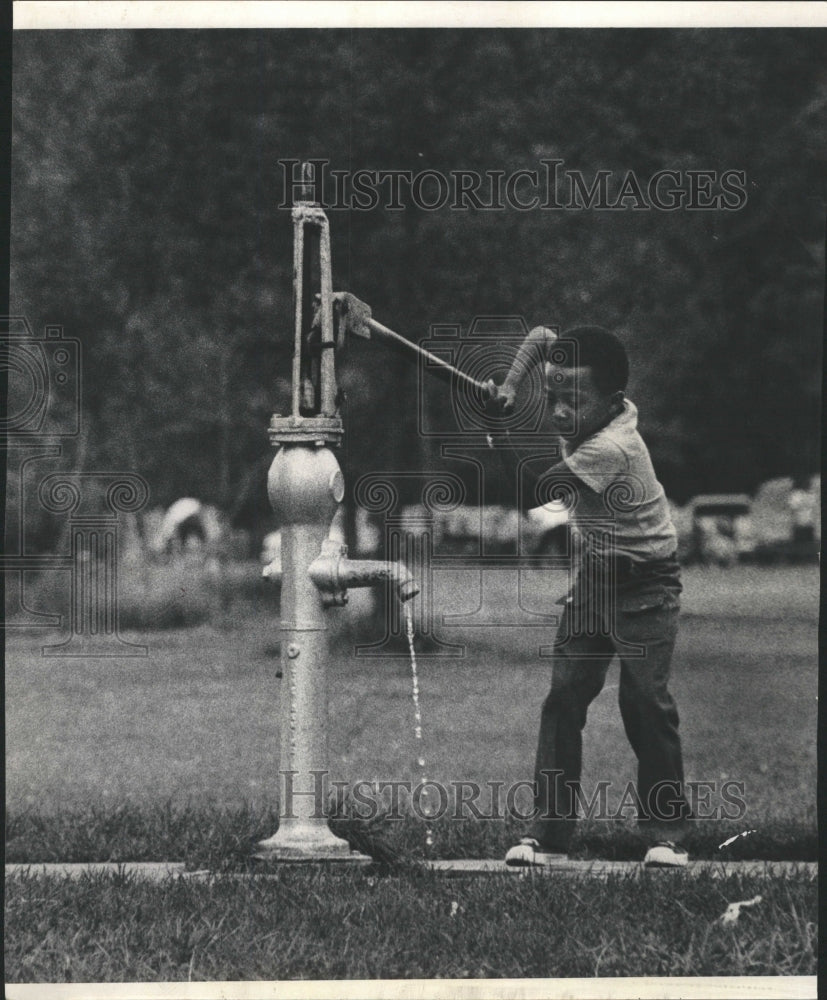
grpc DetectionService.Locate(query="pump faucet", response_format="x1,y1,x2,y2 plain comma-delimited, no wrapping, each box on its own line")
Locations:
263,504,418,607
308,535,419,607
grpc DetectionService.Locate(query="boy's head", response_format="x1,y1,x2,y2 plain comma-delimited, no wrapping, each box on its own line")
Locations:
545,326,628,441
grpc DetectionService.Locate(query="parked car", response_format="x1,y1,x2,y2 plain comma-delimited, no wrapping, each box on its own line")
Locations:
688,494,754,565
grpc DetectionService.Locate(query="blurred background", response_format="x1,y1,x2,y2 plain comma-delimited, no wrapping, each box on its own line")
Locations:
7,28,824,614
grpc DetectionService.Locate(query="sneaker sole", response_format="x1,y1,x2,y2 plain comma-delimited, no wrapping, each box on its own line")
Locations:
505,854,568,868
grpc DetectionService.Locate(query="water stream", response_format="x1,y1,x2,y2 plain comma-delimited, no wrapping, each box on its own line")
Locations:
404,603,434,850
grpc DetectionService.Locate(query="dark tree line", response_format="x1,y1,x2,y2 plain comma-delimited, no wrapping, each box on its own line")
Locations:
9,29,824,540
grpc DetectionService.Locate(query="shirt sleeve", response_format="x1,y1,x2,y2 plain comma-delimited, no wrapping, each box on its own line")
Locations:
501,326,558,395
562,433,630,495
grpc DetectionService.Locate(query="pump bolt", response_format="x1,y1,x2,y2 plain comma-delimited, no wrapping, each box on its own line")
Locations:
329,469,345,503
287,643,301,658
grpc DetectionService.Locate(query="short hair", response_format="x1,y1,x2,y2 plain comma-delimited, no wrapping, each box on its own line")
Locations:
552,325,629,395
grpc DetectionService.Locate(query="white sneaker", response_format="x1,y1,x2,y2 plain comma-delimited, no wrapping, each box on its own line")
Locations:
643,841,689,867
504,837,568,867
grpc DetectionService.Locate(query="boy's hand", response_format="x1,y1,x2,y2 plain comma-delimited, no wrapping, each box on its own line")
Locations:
482,381,514,450
496,382,518,415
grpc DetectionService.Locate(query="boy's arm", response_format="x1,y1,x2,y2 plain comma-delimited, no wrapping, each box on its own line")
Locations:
487,429,572,512
498,325,558,413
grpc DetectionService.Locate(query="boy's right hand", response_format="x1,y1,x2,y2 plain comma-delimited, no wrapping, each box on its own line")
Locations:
495,382,517,415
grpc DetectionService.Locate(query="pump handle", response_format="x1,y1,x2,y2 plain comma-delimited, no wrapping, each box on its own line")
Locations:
364,316,497,400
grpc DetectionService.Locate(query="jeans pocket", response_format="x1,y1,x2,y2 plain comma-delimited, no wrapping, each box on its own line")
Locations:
616,583,680,615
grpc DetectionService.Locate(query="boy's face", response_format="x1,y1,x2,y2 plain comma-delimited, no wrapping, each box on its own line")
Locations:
544,364,619,442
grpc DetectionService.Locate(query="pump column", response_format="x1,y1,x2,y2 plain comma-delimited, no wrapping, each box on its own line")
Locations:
255,440,361,860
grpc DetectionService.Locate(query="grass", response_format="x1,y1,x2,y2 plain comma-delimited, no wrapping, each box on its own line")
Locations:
17,556,267,631
6,565,818,822
3,801,819,869
5,868,817,981
5,562,819,982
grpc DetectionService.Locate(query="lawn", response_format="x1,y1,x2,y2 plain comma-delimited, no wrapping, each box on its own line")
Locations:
5,564,818,827
5,868,817,982
4,562,819,982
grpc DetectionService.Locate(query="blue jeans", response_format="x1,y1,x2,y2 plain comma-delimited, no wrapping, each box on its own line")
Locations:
526,556,691,850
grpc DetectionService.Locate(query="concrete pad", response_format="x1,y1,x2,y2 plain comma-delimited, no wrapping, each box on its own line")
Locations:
424,858,818,878
6,859,817,881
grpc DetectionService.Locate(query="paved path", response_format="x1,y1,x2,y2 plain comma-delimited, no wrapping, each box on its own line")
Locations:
425,858,818,878
5,859,817,880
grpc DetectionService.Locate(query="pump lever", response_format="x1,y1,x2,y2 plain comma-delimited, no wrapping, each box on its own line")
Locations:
366,314,498,400
310,292,373,349
314,291,498,400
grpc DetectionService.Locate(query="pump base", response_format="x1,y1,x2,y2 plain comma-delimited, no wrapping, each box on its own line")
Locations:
252,844,372,864
253,826,371,863
252,848,373,864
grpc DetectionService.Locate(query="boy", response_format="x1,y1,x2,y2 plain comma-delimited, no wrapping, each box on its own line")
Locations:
493,324,691,867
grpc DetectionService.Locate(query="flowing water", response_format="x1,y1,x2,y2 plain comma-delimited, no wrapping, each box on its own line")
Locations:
404,603,434,849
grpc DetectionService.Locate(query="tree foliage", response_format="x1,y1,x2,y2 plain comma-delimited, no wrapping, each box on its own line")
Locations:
10,29,824,520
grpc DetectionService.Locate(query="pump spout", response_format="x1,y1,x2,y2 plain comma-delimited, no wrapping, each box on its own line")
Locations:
308,536,419,607
335,557,419,603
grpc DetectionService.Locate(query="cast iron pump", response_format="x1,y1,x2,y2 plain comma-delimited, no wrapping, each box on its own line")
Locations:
256,168,419,861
